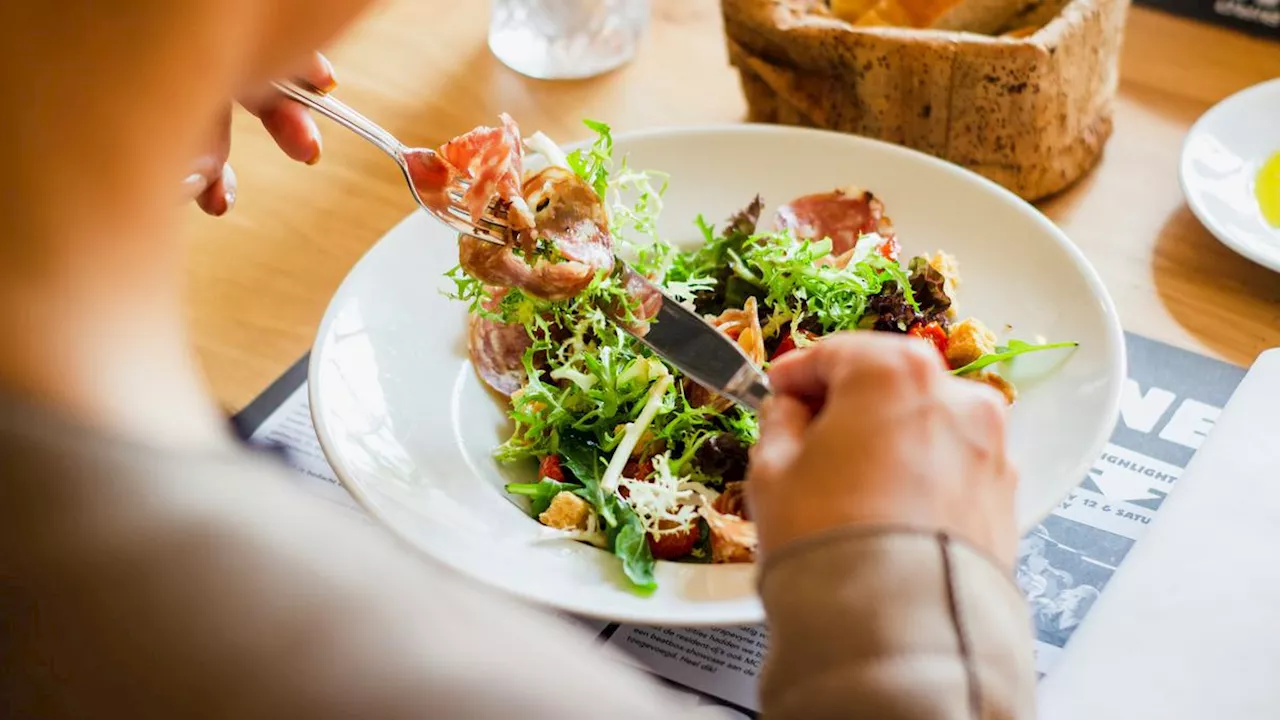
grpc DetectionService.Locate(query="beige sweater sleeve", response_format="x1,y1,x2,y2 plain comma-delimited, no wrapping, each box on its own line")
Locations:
759,528,1038,719
0,405,1035,719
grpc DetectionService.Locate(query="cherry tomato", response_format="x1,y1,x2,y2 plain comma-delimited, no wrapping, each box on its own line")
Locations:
907,321,948,358
648,520,701,560
539,455,565,483
622,458,654,481
770,329,815,361
772,331,798,360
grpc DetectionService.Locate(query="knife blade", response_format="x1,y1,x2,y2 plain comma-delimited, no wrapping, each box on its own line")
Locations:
613,265,772,412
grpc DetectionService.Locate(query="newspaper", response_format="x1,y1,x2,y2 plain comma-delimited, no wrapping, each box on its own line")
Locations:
235,332,1246,715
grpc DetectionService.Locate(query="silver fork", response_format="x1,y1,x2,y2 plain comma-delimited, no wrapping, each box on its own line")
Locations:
274,79,772,411
271,79,510,246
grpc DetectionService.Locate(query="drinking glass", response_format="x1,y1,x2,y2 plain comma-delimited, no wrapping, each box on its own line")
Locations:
488,0,651,80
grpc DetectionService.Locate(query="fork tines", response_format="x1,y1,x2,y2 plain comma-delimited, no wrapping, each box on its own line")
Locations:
446,189,511,225
439,190,510,246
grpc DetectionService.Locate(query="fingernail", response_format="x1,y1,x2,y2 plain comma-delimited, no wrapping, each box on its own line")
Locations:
306,134,323,165
182,173,208,197
222,164,237,212
317,54,338,92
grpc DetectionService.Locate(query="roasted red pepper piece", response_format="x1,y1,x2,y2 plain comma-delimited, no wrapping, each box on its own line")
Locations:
879,236,901,261
539,455,565,483
907,321,948,358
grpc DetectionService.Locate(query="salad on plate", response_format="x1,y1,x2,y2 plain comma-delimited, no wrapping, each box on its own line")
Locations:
421,116,1076,593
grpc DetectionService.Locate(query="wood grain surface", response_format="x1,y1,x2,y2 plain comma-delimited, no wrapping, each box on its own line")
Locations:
177,0,1280,412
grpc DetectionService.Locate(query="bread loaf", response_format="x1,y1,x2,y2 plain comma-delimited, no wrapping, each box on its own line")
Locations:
722,0,1130,201
834,0,1043,34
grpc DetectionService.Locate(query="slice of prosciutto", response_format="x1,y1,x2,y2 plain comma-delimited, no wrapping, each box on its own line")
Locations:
417,116,617,302
774,186,896,256
467,288,532,397
459,166,614,301
407,113,535,231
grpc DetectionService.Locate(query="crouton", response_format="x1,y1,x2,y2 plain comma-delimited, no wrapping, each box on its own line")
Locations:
972,371,1018,405
538,491,591,531
946,317,998,368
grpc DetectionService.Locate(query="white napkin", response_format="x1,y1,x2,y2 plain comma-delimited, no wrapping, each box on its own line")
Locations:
1038,349,1280,719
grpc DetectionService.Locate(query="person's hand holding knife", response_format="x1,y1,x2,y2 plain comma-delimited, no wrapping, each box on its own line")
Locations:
749,332,1019,569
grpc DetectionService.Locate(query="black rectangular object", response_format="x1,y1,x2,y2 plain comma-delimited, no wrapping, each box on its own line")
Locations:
1134,0,1279,40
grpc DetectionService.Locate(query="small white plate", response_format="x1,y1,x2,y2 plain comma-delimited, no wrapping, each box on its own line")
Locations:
309,125,1125,626
1180,78,1280,273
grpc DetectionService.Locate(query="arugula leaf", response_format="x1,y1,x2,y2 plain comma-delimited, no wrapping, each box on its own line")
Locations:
557,435,616,527
504,479,579,516
609,501,657,593
566,119,613,199
951,340,1079,376
559,432,657,593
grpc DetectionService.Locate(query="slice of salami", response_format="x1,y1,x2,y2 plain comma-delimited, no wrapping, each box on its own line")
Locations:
775,186,895,255
467,291,532,397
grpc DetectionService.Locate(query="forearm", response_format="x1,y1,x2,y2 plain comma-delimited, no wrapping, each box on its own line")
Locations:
759,527,1036,720
0,2,314,446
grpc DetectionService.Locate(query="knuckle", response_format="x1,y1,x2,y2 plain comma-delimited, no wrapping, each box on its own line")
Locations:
962,386,1010,464
896,338,943,383
971,387,1007,430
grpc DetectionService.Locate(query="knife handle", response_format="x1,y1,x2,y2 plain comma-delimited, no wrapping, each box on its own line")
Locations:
724,366,772,412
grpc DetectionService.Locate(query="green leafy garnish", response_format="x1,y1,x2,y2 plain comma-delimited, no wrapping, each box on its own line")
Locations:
566,119,613,199
951,340,1079,376
504,479,579,516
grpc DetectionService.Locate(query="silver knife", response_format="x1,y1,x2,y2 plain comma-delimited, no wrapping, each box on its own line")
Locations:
273,78,772,408
615,267,772,412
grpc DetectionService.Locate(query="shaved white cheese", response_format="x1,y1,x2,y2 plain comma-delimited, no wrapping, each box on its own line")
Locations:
600,372,671,495
619,454,717,537
524,131,570,169
679,480,721,507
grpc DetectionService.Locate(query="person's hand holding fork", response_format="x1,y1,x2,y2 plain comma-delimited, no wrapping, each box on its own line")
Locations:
183,52,336,216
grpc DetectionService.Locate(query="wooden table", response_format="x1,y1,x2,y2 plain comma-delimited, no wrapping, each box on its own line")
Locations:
179,0,1280,413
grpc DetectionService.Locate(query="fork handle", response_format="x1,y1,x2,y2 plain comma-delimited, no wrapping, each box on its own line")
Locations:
272,80,406,161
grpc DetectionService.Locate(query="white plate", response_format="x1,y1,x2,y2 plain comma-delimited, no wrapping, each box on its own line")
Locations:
309,125,1125,626
1180,78,1280,273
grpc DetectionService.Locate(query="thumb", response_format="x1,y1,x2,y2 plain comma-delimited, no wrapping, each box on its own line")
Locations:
749,394,813,480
